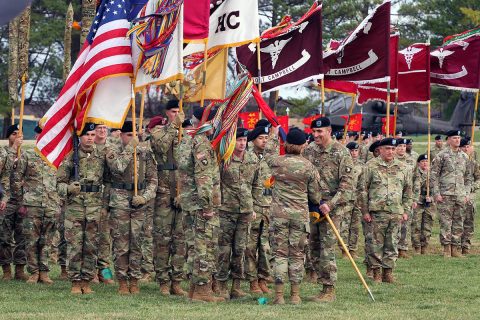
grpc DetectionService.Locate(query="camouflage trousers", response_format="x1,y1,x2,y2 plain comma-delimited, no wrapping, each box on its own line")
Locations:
304,242,314,272
397,210,412,251
96,207,111,270
215,210,251,282
54,208,67,267
437,195,465,247
192,210,219,286
411,203,435,249
461,200,475,250
23,206,57,274
183,211,195,278
339,204,360,252
271,217,308,284
64,206,100,281
140,200,154,274
110,208,144,280
361,219,374,267
309,206,342,286
369,211,401,270
244,206,271,281
0,202,26,266
152,193,185,283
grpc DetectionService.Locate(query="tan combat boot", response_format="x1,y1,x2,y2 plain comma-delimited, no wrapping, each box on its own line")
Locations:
264,276,274,284
206,285,225,302
366,266,374,279
382,268,395,283
39,271,53,285
290,283,301,305
273,283,285,305
230,279,248,299
349,250,358,259
217,281,230,300
171,281,187,296
421,244,428,255
414,247,421,254
159,282,170,296
191,283,220,303
249,279,262,295
129,279,140,294
211,278,219,295
118,279,130,295
462,247,469,255
26,272,39,284
306,270,317,283
451,246,465,258
82,280,94,294
2,265,12,281
373,268,382,283
308,285,336,303
14,265,28,281
59,265,68,280
443,245,451,258
398,249,409,259
188,282,195,301
70,281,82,294
258,279,270,294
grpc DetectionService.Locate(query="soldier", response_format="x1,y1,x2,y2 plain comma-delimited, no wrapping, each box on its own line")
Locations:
265,128,320,305
359,138,412,283
346,132,359,143
57,123,108,294
430,130,471,258
150,100,187,296
365,131,381,162
460,138,480,254
0,124,22,281
110,127,122,139
394,131,403,139
429,135,444,160
358,132,371,163
411,154,434,254
303,117,354,302
106,121,158,294
13,126,60,284
406,139,419,161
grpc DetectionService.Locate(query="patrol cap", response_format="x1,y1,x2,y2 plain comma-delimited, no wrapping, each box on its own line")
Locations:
255,119,271,128
6,124,19,138
193,107,217,121
286,127,306,145
396,138,407,145
247,126,269,142
368,140,381,152
121,121,134,133
236,127,249,139
80,123,97,136
446,129,463,138
310,117,330,129
379,137,397,147
148,116,168,130
417,154,428,162
460,138,470,148
435,135,442,141
165,99,179,110
346,142,359,150
182,118,193,128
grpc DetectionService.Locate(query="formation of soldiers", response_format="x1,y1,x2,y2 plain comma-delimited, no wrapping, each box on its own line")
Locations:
0,100,477,305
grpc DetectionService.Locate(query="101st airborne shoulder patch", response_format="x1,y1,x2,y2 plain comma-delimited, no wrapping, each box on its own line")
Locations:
345,166,352,173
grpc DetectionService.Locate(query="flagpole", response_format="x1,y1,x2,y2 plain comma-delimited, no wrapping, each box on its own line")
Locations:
17,73,26,158
131,81,138,197
393,91,398,135
139,87,146,132
385,80,391,137
343,94,356,144
426,99,431,198
321,78,325,115
256,42,263,118
200,40,209,108
471,91,479,145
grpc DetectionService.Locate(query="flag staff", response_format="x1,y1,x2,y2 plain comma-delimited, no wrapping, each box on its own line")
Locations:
131,81,138,197
17,5,30,157
342,94,356,144
385,79,391,137
392,91,399,135
426,99,431,198
321,78,325,115
138,87,146,132
17,73,27,158
256,42,263,118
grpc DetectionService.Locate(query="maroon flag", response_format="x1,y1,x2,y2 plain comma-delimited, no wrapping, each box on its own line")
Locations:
235,2,323,92
324,1,390,84
430,27,480,92
397,43,431,104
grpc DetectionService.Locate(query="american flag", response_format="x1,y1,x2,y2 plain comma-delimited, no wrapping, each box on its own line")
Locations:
36,0,133,168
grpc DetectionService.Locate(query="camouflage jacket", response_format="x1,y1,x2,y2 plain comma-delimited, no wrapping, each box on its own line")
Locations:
466,156,480,195
303,140,354,208
12,149,60,211
105,143,158,209
429,145,444,161
252,148,274,208
176,133,221,213
396,153,416,173
430,147,472,198
57,145,109,212
350,158,364,204
220,151,261,214
150,122,178,194
0,146,16,202
359,143,370,163
407,150,419,165
412,167,429,204
359,157,413,216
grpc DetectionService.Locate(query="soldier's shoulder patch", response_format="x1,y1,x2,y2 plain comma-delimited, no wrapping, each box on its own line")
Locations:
345,166,352,173
107,152,115,160
201,159,208,166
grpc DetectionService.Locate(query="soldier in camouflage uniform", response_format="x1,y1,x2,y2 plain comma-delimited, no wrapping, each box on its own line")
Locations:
411,154,435,254
13,127,61,284
359,138,413,283
303,117,354,302
0,125,21,281
105,121,158,294
430,130,472,258
429,135,444,161
406,139,419,163
215,127,261,300
57,123,109,294
150,100,187,296
358,132,371,163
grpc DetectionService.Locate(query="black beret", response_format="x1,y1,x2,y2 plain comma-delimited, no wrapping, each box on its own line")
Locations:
346,142,359,150
460,138,470,148
286,127,306,145
347,131,358,137
121,121,134,133
369,141,381,152
417,154,428,162
80,123,97,136
166,99,179,110
371,131,379,138
236,127,249,139
182,118,193,128
406,139,413,145
446,129,463,138
311,117,330,129
6,124,19,138
110,127,121,132
255,119,271,128
379,137,397,147
247,126,269,142
435,135,442,141
34,126,42,134
335,132,343,140
193,107,217,121
396,138,407,145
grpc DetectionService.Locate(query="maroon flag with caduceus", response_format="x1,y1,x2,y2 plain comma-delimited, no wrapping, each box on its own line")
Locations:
397,43,431,104
430,27,480,92
323,0,391,84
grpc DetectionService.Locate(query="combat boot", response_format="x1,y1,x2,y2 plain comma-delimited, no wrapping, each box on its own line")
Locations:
39,271,53,285
264,276,274,284
249,279,262,295
70,281,82,294
443,245,451,258
366,266,374,279
398,249,409,259
91,272,100,284
414,247,421,254
118,279,130,295
191,283,220,303
171,281,187,296
290,283,301,305
217,281,230,300
382,268,395,283
206,285,225,302
14,265,28,281
159,282,171,296
421,244,428,255
211,277,219,295
188,282,195,300
82,280,94,294
349,250,358,259
59,265,68,280
230,279,248,299
129,279,140,294
26,272,39,284
462,247,470,255
308,285,336,303
258,279,270,294
451,246,465,258
306,270,317,283
373,268,382,283
2,265,12,281
273,283,285,305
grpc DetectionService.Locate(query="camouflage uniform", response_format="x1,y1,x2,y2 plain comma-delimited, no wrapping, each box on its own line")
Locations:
12,149,60,275
106,143,158,280
359,157,412,270
411,166,435,249
340,158,362,253
140,198,154,275
216,151,260,282
429,144,444,162
57,145,109,281
303,141,354,287
461,155,480,251
359,143,370,163
150,123,185,284
396,154,416,252
430,147,471,248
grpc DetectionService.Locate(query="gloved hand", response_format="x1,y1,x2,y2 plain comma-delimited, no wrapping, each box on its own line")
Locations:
18,206,28,218
173,112,185,128
131,195,146,207
67,181,81,195
129,136,140,148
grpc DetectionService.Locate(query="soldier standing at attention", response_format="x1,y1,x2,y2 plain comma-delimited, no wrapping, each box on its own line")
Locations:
106,121,158,294
429,135,444,160
358,132,371,163
430,130,472,258
303,117,354,302
359,138,412,283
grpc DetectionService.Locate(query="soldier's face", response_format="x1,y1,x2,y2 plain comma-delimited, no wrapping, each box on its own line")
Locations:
95,125,108,140
418,159,428,170
8,130,19,145
80,131,96,147
312,127,331,146
461,145,472,155
448,136,461,148
395,144,406,156
349,149,359,159
380,146,395,161
406,144,413,152
235,137,247,153
435,140,443,147
253,134,268,150
110,129,121,138
166,108,179,123
121,132,133,145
